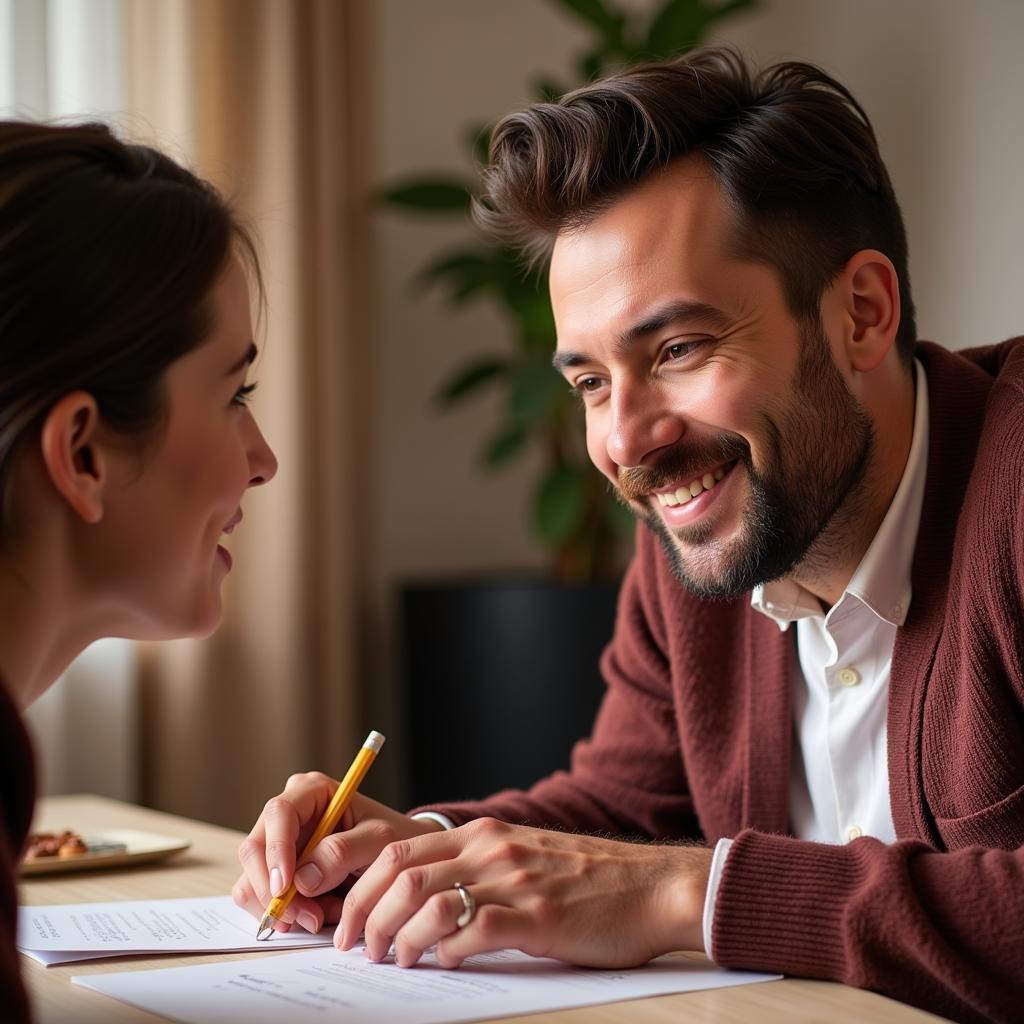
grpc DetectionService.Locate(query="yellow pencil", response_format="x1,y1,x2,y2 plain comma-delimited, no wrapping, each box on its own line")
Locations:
256,729,385,940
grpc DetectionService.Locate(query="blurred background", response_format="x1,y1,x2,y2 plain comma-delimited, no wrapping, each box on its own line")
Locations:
2,0,1021,831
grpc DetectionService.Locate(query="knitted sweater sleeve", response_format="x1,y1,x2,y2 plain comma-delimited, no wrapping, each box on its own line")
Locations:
712,833,1024,1024
415,540,702,840
714,368,1024,1024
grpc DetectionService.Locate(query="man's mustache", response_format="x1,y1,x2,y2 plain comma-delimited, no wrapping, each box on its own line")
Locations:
616,434,750,503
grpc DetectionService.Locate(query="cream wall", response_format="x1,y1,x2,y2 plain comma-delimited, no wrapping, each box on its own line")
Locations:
368,0,1023,803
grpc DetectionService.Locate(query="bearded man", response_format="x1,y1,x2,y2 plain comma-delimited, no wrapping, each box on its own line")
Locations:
236,48,1024,1024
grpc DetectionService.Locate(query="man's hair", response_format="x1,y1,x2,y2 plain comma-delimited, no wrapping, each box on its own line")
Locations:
475,46,916,363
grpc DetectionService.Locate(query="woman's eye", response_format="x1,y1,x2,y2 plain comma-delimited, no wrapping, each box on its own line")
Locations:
232,382,258,406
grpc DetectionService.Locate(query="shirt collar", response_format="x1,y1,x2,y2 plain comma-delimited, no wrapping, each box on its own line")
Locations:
751,358,929,631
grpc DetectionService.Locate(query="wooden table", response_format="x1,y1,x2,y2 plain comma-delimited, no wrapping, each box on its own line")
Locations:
21,795,948,1024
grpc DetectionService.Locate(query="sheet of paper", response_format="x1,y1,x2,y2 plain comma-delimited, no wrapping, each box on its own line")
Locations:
19,895,331,966
74,945,781,1024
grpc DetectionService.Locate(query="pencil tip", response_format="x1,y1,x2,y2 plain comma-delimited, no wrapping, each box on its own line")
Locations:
256,914,276,941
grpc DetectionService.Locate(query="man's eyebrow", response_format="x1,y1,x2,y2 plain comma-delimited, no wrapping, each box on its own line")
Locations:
226,341,258,376
552,300,732,374
617,299,732,347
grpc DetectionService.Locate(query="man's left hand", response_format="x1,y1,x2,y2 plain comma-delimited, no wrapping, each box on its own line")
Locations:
336,816,712,969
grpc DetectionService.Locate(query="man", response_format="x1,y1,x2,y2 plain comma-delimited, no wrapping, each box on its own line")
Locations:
234,48,1024,1023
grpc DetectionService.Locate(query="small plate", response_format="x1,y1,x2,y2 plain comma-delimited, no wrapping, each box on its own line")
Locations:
19,829,191,877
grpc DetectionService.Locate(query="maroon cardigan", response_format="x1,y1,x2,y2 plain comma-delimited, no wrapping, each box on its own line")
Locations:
420,339,1024,1024
0,680,34,1022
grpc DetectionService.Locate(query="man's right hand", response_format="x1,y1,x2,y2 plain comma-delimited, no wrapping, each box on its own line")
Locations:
232,772,443,935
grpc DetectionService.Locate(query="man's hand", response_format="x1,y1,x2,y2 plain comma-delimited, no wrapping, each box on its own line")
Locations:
336,817,712,969
232,772,443,935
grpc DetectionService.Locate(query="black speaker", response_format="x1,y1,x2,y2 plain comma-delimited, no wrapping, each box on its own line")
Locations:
401,579,620,807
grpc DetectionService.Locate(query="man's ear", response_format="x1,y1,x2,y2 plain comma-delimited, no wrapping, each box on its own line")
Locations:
833,249,901,374
38,392,108,525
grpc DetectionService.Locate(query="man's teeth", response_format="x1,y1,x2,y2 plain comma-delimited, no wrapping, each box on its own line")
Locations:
657,466,727,507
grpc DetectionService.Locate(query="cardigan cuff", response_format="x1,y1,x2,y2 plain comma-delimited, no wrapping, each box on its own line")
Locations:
711,828,872,980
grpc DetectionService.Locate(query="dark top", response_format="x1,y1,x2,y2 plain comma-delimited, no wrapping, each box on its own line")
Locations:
0,678,35,1022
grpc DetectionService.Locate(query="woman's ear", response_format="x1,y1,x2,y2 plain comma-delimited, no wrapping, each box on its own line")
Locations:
834,249,902,373
38,392,107,524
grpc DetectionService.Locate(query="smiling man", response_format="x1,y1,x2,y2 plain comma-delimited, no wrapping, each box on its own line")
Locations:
235,48,1023,1024
548,161,895,607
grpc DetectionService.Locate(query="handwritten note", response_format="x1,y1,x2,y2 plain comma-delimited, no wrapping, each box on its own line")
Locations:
74,945,781,1023
19,895,331,966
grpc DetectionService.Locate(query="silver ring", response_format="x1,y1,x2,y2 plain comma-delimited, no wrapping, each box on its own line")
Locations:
453,881,476,929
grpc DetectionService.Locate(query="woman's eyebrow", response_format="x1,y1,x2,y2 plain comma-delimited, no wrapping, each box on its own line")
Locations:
225,341,258,376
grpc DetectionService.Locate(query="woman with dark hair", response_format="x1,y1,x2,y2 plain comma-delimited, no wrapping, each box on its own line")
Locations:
0,120,278,1020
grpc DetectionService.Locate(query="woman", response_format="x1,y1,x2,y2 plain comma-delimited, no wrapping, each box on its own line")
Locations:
0,120,277,1020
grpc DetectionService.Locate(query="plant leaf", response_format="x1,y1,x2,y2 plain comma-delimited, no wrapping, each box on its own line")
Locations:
644,0,712,57
419,251,492,280
437,358,507,405
507,358,565,424
533,77,566,103
517,293,557,349
495,259,557,348
713,0,758,22
379,180,473,212
482,422,529,468
533,466,588,543
606,491,638,535
578,51,605,82
467,124,493,167
417,251,500,304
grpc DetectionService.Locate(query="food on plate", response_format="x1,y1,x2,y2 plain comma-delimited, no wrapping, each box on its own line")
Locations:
23,830,88,861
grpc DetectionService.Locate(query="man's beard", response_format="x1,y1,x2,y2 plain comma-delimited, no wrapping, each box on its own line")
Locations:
615,318,875,599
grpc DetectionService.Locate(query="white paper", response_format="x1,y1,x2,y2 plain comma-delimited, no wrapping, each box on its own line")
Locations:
74,945,781,1024
19,895,331,966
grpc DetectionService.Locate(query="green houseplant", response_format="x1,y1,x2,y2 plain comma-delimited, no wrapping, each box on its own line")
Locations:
382,0,755,583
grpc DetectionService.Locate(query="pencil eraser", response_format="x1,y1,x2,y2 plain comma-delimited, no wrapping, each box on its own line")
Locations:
364,730,386,753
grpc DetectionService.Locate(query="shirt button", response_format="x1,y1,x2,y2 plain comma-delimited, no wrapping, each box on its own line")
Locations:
846,825,863,842
838,666,861,687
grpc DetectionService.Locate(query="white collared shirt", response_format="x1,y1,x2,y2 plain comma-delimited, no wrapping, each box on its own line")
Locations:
702,358,929,956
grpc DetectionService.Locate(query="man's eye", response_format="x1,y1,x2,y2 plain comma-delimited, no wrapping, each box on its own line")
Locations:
663,340,700,362
569,376,605,400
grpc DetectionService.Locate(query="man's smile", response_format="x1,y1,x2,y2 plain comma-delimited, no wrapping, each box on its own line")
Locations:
652,460,734,507
650,460,738,528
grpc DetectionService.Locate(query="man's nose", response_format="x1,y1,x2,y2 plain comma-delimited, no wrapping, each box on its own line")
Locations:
605,383,685,469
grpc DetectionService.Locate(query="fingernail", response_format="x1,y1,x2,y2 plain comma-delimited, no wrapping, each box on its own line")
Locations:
298,911,320,934
295,862,323,893
269,867,284,898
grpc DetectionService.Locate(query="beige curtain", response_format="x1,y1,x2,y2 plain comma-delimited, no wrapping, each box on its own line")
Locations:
123,0,374,830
